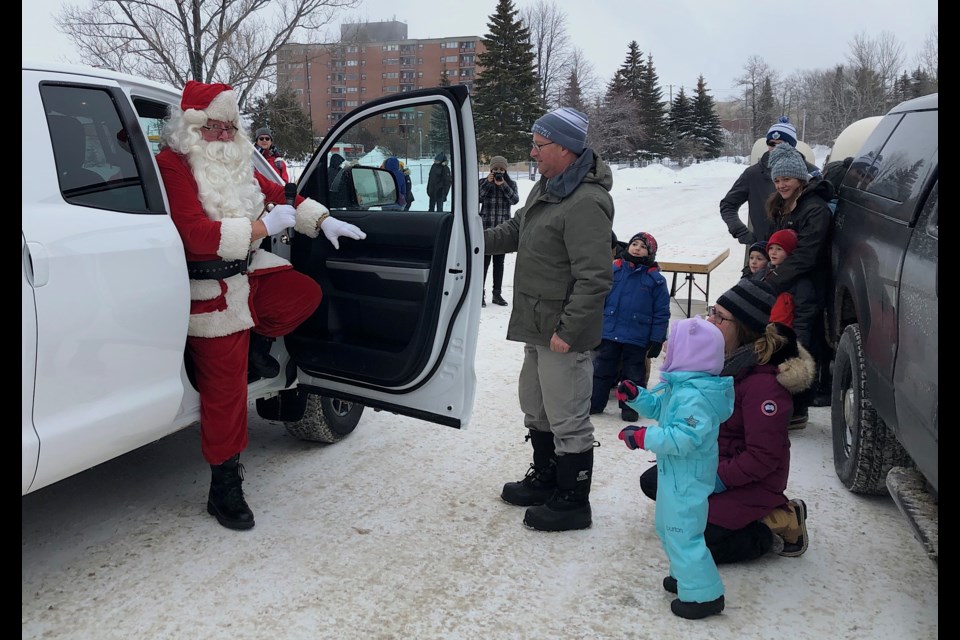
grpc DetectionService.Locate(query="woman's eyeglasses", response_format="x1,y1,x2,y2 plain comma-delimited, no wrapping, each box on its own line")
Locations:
706,306,734,324
257,136,272,142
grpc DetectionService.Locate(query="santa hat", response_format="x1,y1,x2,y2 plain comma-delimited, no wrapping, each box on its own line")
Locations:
767,229,799,256
180,80,240,126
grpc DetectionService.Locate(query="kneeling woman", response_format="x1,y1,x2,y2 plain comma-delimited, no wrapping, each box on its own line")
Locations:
639,278,815,562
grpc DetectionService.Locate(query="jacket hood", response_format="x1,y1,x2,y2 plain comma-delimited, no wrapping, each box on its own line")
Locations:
721,341,815,395
545,148,613,199
659,370,735,419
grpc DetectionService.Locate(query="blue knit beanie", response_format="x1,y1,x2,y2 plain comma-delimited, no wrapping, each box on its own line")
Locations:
532,107,589,155
766,116,798,148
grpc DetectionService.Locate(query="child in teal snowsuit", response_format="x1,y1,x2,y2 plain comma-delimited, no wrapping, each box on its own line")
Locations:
617,316,734,620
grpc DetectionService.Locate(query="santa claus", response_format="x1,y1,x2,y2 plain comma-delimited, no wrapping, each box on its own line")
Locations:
156,80,366,531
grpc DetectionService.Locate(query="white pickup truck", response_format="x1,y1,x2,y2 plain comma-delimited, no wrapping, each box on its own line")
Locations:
22,61,483,496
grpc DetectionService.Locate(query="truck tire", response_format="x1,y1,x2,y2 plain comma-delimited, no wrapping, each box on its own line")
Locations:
831,324,910,494
283,394,364,444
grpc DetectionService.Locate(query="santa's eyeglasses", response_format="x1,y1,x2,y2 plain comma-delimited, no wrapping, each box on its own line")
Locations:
201,124,238,135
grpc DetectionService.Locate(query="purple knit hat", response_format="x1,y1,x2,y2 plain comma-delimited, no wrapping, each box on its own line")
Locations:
660,317,726,376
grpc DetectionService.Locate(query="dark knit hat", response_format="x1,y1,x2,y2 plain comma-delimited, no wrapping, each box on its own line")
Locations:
749,240,769,260
717,278,776,333
628,231,658,259
255,127,272,139
490,155,508,171
766,116,798,148
767,229,799,256
532,107,589,155
769,143,810,182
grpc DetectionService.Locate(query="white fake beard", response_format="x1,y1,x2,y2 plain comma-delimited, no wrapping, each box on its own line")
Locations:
186,138,265,222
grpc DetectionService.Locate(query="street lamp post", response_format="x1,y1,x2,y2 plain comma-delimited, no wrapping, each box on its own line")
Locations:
418,128,422,160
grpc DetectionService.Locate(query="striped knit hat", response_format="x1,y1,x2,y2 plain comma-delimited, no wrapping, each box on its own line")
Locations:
532,107,589,155
766,116,798,148
717,278,776,333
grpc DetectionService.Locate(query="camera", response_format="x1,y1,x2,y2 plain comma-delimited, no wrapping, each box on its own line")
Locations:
492,171,505,181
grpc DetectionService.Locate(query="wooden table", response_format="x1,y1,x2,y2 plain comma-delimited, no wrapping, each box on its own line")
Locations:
657,246,730,318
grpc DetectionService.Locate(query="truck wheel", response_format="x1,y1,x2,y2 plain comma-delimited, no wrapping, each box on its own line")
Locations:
831,324,909,494
283,394,363,444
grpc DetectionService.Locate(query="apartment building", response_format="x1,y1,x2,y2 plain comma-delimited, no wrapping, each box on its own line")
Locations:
277,21,485,137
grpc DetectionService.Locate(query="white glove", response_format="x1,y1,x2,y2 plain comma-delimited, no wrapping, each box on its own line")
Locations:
262,204,297,236
321,216,366,249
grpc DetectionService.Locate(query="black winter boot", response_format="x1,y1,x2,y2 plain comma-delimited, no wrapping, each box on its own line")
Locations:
523,448,593,531
248,332,280,380
670,595,725,619
501,430,557,506
207,454,255,530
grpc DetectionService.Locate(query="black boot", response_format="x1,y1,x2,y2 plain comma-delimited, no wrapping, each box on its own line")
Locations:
491,292,508,306
502,430,557,506
248,332,280,380
523,448,593,531
670,595,725,619
207,454,255,530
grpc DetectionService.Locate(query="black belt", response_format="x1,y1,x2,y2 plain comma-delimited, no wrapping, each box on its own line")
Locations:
186,258,247,280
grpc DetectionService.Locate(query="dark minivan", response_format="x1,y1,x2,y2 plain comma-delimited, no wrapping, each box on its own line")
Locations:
827,93,938,563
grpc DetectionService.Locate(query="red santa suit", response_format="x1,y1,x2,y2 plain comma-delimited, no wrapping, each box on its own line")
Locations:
156,81,327,465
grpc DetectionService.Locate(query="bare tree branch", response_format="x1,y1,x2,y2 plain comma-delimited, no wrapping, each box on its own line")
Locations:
56,0,359,107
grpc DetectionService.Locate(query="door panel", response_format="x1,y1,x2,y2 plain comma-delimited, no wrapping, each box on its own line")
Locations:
287,87,481,428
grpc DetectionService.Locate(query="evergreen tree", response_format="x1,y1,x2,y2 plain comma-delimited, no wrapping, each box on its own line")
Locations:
560,69,586,113
637,53,671,160
690,75,725,159
472,0,544,160
667,87,696,165
245,89,314,161
593,71,638,164
755,77,777,138
428,73,452,157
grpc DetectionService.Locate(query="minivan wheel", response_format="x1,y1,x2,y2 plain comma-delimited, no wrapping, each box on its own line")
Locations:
831,324,909,494
284,394,364,443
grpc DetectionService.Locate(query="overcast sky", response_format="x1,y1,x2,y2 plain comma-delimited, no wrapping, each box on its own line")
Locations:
23,0,937,101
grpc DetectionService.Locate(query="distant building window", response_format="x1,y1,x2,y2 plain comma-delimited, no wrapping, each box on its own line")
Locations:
383,44,399,51
346,46,359,53
460,41,476,50
443,56,458,63
442,41,459,49
382,72,399,79
461,55,475,64
346,60,358,66
384,58,399,65
346,87,358,93
384,86,398,93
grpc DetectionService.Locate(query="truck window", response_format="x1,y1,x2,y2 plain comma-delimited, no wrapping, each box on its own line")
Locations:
40,84,150,212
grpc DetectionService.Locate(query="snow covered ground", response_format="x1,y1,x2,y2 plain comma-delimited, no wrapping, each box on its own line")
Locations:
22,154,938,639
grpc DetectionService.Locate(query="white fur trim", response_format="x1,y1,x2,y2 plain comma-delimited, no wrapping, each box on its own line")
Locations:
189,279,223,302
187,273,254,338
218,217,253,260
294,198,326,238
183,109,207,126
247,248,291,273
204,90,240,124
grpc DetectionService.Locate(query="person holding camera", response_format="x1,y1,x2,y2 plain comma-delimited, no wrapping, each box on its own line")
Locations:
479,155,519,307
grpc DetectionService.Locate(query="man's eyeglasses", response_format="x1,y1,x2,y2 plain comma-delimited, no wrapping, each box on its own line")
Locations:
201,124,238,135
706,306,734,324
257,136,272,142
531,140,556,153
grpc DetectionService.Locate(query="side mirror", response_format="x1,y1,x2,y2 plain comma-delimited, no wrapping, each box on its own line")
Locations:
350,166,399,208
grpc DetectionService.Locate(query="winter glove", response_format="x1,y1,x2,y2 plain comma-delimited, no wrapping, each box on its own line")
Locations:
618,425,646,450
733,227,756,245
714,474,727,493
616,379,640,403
262,204,297,236
646,341,663,358
321,215,367,250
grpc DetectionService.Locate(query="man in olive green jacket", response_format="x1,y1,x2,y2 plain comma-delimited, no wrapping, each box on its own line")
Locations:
484,107,614,532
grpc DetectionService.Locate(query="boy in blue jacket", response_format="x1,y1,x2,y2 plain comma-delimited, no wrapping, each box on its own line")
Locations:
617,317,735,620
590,232,670,421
